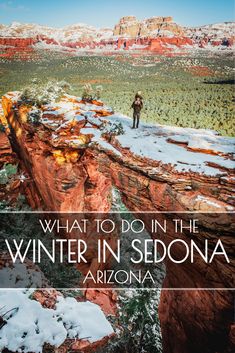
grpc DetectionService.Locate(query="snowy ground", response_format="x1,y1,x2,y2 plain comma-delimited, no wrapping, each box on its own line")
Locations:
0,289,113,352
106,114,235,176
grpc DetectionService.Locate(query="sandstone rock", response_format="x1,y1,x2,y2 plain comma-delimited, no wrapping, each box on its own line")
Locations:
85,289,117,315
159,290,234,353
185,22,235,47
147,37,193,52
70,333,115,352
114,16,140,37
114,15,184,38
0,132,15,166
33,289,59,309
0,37,37,47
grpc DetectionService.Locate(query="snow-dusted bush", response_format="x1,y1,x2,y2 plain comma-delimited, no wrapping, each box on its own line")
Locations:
20,80,71,107
101,289,162,353
101,121,124,136
27,108,42,125
82,83,103,102
82,83,93,102
118,289,162,353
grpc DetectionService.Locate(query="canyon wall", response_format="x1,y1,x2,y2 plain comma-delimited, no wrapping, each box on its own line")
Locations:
1,93,235,353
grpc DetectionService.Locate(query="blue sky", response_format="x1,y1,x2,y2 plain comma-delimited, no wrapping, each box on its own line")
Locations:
0,0,234,28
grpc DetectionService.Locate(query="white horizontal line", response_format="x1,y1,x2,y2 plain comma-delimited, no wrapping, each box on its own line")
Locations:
0,288,234,291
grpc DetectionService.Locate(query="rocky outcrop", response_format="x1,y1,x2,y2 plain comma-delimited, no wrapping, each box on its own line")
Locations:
2,93,235,353
115,36,193,53
113,16,184,37
113,16,140,37
147,36,193,52
0,37,37,47
186,22,235,48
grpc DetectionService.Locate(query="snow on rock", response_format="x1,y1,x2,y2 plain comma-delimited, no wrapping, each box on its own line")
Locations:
194,194,223,209
0,290,113,353
0,290,66,353
0,21,111,42
55,296,114,341
186,22,235,41
2,92,234,178
41,95,234,179
106,114,235,177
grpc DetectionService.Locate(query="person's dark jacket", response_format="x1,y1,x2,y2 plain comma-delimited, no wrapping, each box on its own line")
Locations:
131,98,143,113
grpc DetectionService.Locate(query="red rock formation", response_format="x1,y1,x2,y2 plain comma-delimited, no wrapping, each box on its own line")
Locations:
85,289,117,315
159,290,234,353
2,93,235,353
0,37,37,47
0,19,234,55
147,37,193,52
0,132,14,165
115,36,194,52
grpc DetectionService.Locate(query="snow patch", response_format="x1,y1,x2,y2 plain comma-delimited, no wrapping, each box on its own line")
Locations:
0,290,113,353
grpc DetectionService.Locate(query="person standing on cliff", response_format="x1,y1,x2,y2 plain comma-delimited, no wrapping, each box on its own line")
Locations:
131,91,143,129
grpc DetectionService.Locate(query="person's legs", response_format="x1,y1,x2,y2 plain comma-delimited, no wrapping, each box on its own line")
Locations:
136,112,140,128
133,112,136,128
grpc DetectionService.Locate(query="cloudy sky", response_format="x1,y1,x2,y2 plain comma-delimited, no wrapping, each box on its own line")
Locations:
0,0,234,28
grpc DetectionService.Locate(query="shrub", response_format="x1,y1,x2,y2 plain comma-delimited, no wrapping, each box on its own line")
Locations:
101,121,124,136
0,200,10,210
82,83,93,102
0,123,5,132
20,80,71,107
82,83,103,102
0,163,18,185
100,288,162,353
27,108,42,125
118,289,162,353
